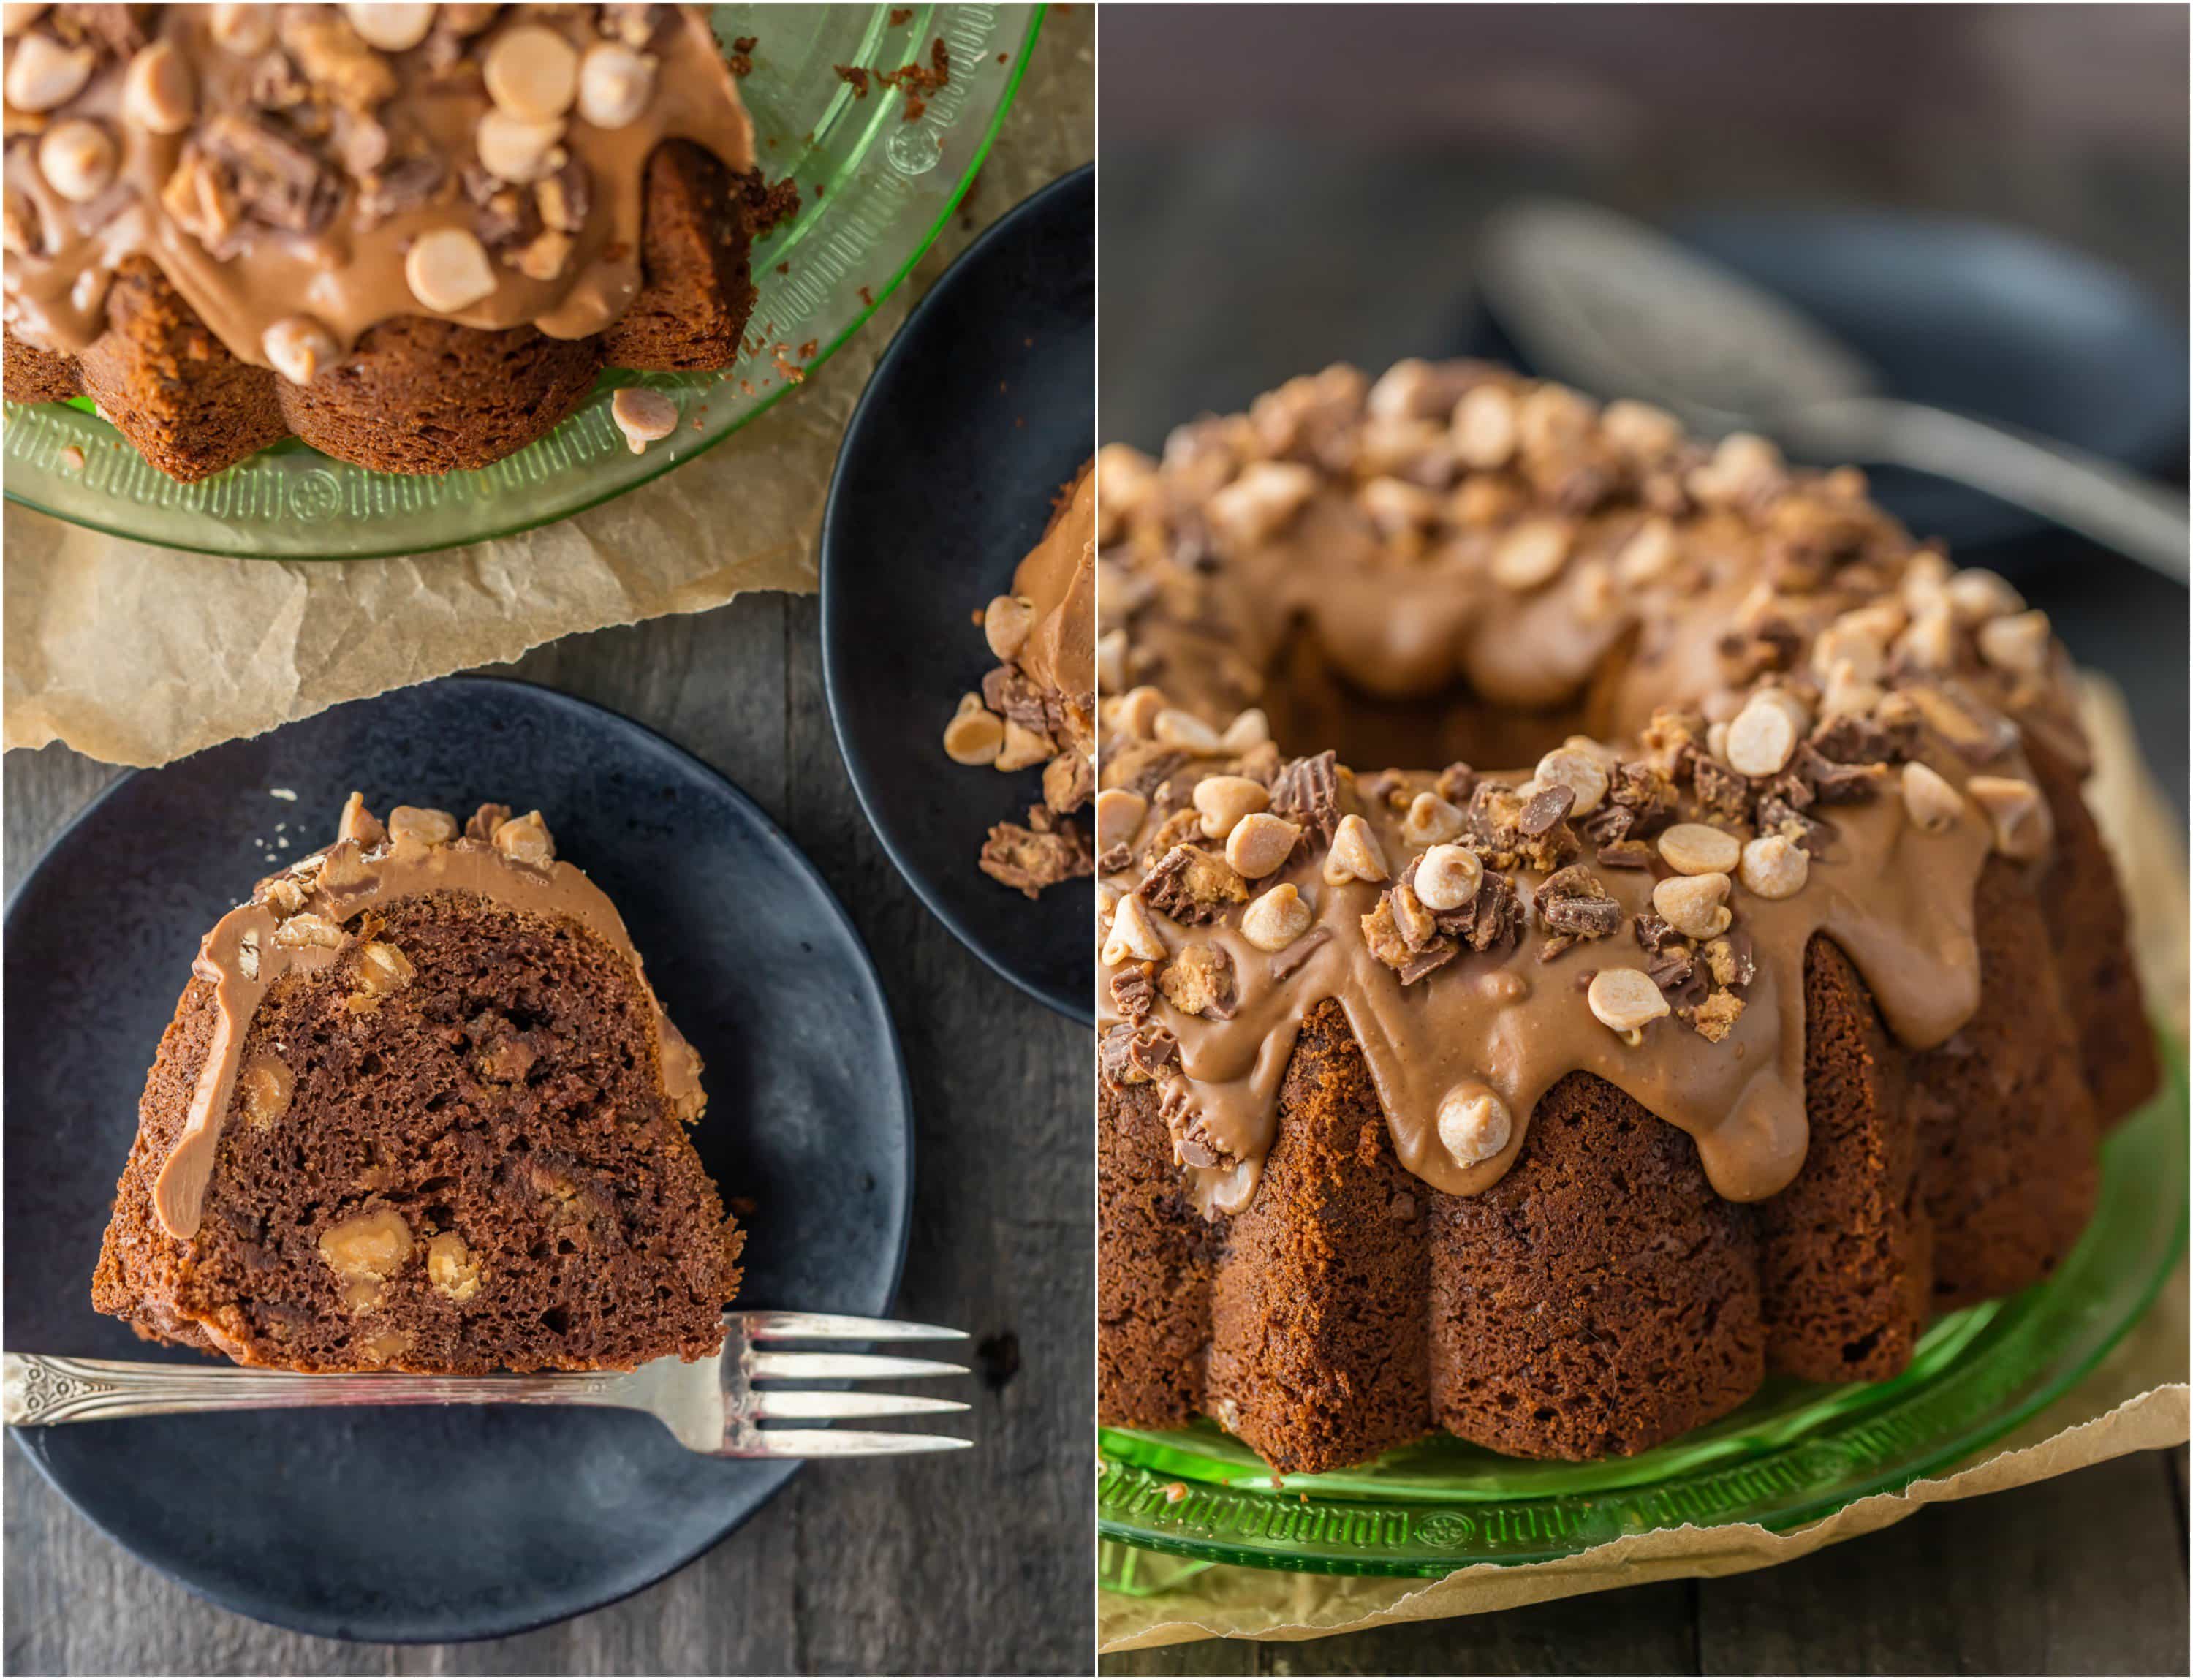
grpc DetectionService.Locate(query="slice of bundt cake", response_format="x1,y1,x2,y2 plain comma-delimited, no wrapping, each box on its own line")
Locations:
94,795,741,1372
1095,360,2159,1472
3,4,784,481
942,462,1099,897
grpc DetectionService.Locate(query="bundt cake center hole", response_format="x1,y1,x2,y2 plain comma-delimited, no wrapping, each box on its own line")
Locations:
1261,623,1594,773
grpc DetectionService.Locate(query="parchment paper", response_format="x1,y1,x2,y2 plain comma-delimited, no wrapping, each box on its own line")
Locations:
1,8,1094,770
1101,673,2189,1652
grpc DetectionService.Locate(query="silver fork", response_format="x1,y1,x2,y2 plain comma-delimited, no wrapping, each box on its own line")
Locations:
2,1311,973,1458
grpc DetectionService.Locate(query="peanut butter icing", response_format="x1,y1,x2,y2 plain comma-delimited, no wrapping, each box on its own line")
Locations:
1097,361,2087,1218
944,462,1099,898
154,795,705,1240
4,4,754,371
1011,461,1098,714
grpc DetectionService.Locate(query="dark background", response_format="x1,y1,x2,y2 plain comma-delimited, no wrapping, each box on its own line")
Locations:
1098,4,2189,1673
1100,0,2189,816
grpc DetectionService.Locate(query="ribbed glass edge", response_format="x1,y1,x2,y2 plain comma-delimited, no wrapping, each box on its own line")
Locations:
1098,1031,2188,1583
1,4,1044,560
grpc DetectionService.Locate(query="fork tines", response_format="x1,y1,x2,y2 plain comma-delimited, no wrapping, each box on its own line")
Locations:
730,1310,974,1458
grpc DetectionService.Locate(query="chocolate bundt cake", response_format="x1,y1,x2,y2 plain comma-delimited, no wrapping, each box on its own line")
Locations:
1096,360,2158,1472
4,4,777,481
943,461,1098,897
94,794,742,1371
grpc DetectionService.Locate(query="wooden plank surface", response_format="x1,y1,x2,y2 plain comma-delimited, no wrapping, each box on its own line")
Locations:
3,597,1093,1676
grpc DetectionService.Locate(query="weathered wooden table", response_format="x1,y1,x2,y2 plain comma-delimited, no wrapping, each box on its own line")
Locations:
2,597,1094,1676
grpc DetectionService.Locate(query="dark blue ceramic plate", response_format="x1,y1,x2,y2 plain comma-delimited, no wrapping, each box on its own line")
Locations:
821,164,1094,1023
2,677,913,1643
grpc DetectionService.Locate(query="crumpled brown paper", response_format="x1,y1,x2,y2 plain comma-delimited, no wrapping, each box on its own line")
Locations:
1,9,1093,770
1101,674,2189,1652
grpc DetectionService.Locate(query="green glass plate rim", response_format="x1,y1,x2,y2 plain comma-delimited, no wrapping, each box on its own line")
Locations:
1,4,1045,562
1096,1029,2189,1580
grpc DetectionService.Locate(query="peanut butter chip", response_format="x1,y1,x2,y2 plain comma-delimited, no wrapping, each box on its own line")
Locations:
1653,871,1732,939
37,121,116,204
1491,518,1571,591
426,1232,483,1302
1154,708,1221,753
1413,844,1482,910
405,227,497,314
492,809,556,866
123,41,195,134
1401,792,1464,849
1977,610,2051,676
1192,774,1268,841
5,31,92,111
1738,834,1808,900
1967,775,2052,860
1102,893,1166,966
995,719,1052,773
476,108,566,184
1093,787,1147,852
342,3,435,51
239,1055,294,1128
1451,385,1517,469
209,4,277,56
610,387,678,453
942,694,1004,765
1615,517,1676,584
577,41,656,129
1436,1081,1512,1168
1726,692,1803,777
1588,967,1670,1042
1225,812,1302,879
1113,686,1164,740
1207,461,1316,545
386,804,457,847
263,316,338,386
1240,882,1313,953
1901,761,1964,833
1322,814,1390,885
1219,708,1271,753
1658,822,1741,876
485,22,580,121
319,1207,413,1312
982,593,1035,661
1532,748,1608,816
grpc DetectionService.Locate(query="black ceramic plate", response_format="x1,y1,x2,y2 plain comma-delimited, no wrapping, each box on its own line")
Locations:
821,164,1094,1022
3,677,913,1643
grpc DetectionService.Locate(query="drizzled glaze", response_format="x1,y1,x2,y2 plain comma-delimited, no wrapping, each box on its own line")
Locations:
1011,462,1098,737
4,7,754,368
1097,361,2086,1219
155,801,704,1239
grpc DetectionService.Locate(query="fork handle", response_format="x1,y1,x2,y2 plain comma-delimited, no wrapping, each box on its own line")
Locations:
4,1353,635,1426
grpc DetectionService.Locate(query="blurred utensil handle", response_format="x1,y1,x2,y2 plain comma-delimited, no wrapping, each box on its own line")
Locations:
1781,395,2189,581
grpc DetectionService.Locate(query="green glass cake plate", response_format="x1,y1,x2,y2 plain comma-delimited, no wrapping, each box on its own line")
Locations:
0,4,1039,559
1098,1033,2187,1586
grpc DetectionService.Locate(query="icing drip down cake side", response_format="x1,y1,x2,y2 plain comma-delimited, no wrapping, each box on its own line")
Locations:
1094,360,2157,1472
94,795,742,1373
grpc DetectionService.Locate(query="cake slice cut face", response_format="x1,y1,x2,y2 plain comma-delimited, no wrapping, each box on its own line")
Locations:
94,797,741,1373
